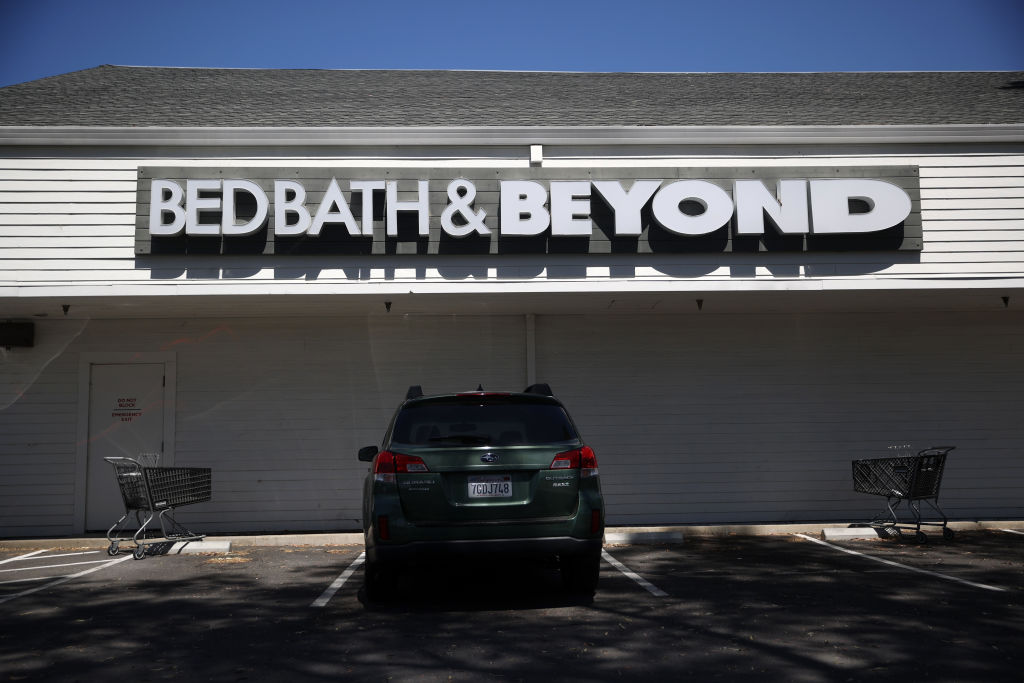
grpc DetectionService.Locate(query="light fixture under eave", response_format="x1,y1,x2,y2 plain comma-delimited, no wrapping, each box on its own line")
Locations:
696,299,704,311
1002,296,1010,309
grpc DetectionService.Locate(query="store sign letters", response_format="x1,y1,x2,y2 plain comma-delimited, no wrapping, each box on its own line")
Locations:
135,167,922,254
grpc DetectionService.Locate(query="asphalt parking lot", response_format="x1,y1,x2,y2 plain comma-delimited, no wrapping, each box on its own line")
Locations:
1,531,1023,682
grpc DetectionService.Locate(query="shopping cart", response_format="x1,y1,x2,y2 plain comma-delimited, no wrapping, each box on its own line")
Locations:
104,454,212,559
852,446,954,543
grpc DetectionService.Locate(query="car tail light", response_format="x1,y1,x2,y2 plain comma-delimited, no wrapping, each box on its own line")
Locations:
550,446,599,478
579,446,598,478
395,453,429,473
373,451,429,483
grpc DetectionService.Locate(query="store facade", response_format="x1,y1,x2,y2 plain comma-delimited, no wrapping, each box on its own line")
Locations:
1,67,1022,537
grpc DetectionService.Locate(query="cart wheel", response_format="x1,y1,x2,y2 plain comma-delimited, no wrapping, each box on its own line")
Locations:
133,546,146,560
107,542,119,556
915,531,928,544
943,527,955,541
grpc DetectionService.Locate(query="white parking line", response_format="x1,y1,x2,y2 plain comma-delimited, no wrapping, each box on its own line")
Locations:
601,549,669,597
1001,529,1024,536
0,550,47,565
0,555,134,605
0,559,114,574
25,551,100,560
311,552,366,607
795,533,1006,593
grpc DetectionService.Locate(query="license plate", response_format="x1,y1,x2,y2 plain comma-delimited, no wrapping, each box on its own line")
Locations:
468,474,512,498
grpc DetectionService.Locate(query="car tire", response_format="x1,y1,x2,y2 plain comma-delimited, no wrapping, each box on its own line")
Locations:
560,550,600,595
364,559,395,603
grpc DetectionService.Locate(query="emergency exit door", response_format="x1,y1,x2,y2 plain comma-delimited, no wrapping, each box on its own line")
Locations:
84,363,169,531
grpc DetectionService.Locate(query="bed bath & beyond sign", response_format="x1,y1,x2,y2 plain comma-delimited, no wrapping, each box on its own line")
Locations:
136,167,921,254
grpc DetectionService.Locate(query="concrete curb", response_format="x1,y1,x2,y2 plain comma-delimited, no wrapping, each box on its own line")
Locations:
168,540,233,554
821,527,882,541
222,533,363,547
605,530,685,544
3,520,1023,551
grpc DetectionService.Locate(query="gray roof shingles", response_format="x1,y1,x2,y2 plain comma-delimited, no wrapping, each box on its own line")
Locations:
0,65,1021,128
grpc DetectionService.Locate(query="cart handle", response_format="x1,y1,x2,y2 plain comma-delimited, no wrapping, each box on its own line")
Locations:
103,456,144,467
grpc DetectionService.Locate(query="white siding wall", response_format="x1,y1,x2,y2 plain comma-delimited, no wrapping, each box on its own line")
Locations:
1,310,1021,536
0,154,1022,294
0,322,82,536
0,315,526,536
539,311,1024,525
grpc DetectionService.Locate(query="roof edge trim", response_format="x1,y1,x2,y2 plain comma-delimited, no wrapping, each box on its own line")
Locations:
1,124,1023,147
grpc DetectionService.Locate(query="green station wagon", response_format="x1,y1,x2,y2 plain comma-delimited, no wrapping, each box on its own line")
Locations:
358,384,605,600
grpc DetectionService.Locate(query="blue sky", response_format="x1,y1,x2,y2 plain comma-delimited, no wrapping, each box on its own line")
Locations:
1,0,1022,88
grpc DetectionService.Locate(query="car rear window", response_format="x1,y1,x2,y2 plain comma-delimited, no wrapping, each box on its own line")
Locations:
391,397,579,447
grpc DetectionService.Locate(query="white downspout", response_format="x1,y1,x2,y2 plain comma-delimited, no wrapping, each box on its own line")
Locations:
525,314,536,386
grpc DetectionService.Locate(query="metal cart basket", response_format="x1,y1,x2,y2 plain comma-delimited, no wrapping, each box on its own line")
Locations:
852,446,955,543
104,455,212,559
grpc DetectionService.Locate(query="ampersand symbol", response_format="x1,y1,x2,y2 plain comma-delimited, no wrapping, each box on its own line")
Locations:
441,179,490,237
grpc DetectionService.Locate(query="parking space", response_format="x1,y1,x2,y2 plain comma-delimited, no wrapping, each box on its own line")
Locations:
0,549,135,605
1,532,1022,681
795,530,1024,593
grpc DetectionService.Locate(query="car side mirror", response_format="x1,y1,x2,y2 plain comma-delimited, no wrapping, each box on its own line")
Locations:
358,446,379,462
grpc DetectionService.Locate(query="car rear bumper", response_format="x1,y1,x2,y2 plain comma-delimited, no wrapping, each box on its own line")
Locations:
366,535,602,565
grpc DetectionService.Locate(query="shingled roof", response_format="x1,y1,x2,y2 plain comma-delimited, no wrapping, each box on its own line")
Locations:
0,65,1022,128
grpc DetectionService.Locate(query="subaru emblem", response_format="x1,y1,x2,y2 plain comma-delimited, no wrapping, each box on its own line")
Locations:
481,453,499,464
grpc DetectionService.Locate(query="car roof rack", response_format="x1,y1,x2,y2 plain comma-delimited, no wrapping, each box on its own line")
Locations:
524,383,553,396
406,385,423,400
